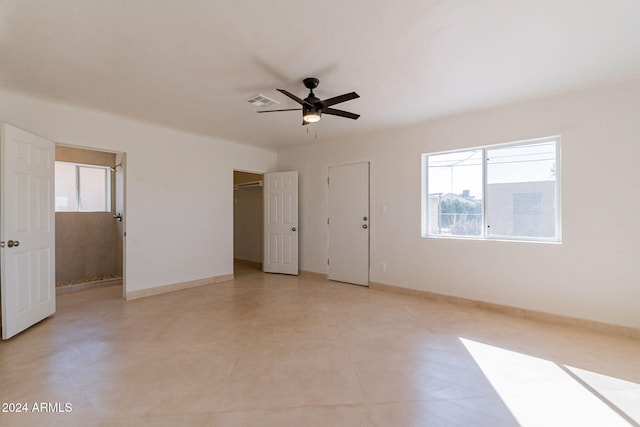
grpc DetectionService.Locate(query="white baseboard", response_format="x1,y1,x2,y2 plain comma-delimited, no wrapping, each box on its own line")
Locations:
370,281,640,340
125,274,233,300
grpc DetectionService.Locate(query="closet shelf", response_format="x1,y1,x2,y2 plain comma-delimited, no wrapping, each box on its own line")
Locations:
233,180,263,190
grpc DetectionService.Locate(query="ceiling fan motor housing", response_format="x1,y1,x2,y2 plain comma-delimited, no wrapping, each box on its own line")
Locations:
303,77,320,90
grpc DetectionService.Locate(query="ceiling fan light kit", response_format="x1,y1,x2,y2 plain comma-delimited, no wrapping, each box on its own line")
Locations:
258,77,360,125
302,107,321,123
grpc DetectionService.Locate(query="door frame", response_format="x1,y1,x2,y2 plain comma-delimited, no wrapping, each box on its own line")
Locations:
232,168,265,271
115,151,126,299
54,143,127,299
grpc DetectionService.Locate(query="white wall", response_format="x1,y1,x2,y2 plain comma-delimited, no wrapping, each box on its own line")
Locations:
0,88,277,295
277,78,640,329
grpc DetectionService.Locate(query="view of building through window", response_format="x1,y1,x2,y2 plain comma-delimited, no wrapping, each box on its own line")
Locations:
423,137,559,242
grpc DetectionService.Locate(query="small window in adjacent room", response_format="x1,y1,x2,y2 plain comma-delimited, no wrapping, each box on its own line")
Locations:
422,136,560,242
55,162,111,212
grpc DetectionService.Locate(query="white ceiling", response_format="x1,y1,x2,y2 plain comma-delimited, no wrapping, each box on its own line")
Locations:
1,1,640,151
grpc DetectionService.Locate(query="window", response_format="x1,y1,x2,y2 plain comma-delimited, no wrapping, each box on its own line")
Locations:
422,136,560,242
55,162,111,212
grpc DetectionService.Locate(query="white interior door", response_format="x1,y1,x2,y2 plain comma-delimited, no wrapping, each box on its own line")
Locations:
263,171,298,275
1,124,55,339
328,162,369,286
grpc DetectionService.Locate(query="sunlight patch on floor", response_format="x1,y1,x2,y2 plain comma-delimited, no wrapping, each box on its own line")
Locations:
460,338,638,427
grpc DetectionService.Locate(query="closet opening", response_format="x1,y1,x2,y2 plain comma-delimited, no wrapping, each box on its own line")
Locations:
233,170,263,277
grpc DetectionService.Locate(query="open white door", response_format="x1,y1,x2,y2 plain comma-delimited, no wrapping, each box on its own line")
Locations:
1,124,55,339
328,162,370,286
263,171,298,275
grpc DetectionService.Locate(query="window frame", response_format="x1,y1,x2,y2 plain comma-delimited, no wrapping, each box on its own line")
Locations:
55,161,112,213
421,136,561,243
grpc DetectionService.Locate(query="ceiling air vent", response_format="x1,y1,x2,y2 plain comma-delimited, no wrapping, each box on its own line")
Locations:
246,94,280,108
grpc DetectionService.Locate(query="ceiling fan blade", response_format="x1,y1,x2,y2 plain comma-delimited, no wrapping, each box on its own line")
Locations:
322,107,360,120
257,108,302,113
321,92,359,107
277,89,313,107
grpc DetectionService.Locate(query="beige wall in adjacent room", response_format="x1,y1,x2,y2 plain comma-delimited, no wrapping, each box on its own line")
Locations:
55,146,121,283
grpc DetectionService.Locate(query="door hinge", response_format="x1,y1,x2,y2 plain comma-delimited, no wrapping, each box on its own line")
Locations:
327,177,330,185
327,258,330,265
327,217,330,225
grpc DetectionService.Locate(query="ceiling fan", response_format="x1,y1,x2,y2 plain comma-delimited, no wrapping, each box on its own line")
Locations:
258,77,360,125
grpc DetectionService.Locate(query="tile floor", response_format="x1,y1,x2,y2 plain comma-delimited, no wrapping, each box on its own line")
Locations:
1,263,639,426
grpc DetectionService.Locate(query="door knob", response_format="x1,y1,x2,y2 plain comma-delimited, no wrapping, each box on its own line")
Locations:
362,224,368,229
7,240,18,248
291,227,297,232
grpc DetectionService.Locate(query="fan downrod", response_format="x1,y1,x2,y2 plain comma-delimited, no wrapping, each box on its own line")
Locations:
303,77,319,90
